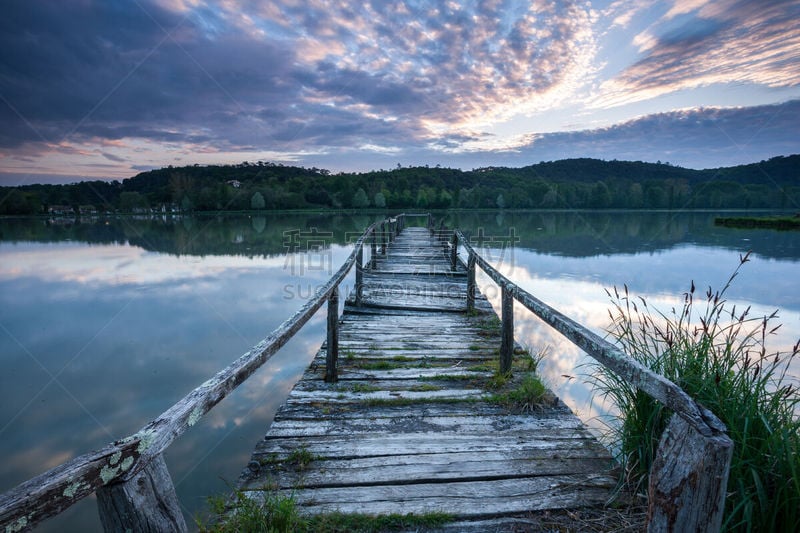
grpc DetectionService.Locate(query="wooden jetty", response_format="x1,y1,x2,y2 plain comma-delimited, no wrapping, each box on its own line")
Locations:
0,214,733,533
237,226,618,523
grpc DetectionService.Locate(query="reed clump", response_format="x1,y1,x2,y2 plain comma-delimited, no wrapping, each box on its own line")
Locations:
591,252,800,531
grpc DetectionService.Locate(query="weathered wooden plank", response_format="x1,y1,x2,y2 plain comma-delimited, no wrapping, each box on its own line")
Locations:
332,367,491,380
292,377,491,393
272,401,553,421
243,475,615,517
242,454,614,490
314,349,497,361
286,388,487,404
253,433,607,459
261,413,588,438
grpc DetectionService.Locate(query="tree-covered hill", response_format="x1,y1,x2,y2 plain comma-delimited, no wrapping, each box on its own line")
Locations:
1,155,798,215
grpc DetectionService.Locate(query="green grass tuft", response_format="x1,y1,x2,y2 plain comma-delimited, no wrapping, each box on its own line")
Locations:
356,360,400,370
350,382,380,393
198,489,304,533
490,373,551,412
199,487,454,533
590,253,800,531
305,511,453,532
286,446,317,470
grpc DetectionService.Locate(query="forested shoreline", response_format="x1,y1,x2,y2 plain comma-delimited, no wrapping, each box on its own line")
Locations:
1,155,798,215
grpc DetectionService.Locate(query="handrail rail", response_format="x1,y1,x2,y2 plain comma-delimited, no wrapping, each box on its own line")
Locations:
449,228,733,532
0,214,404,532
453,230,725,437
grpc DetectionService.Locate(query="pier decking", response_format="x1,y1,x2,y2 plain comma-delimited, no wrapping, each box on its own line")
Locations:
237,227,617,524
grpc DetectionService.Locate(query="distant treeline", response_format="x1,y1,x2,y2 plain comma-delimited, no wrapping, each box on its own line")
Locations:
1,155,799,215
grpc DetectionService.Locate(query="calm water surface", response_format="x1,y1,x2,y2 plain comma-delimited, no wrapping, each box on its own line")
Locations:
0,211,798,531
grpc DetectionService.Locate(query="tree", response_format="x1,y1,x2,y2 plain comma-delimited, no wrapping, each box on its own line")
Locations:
180,195,193,212
629,183,644,208
0,189,38,215
646,185,667,208
119,191,148,212
373,191,386,208
353,188,370,208
496,193,506,209
416,188,430,208
250,191,266,210
438,189,453,208
590,181,612,208
541,188,558,208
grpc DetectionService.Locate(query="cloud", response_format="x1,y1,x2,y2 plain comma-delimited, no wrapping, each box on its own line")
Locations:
0,0,598,159
493,99,800,168
596,0,800,107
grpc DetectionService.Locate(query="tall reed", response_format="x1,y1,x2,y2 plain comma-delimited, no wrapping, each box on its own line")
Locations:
591,252,800,531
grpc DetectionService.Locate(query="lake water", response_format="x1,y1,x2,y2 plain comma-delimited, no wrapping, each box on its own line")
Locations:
1,211,798,531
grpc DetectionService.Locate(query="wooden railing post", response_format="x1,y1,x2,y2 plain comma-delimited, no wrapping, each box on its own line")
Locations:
355,246,364,306
500,284,513,373
96,454,187,533
450,232,458,271
370,228,377,270
647,414,733,532
325,287,339,382
467,252,476,312
381,222,387,254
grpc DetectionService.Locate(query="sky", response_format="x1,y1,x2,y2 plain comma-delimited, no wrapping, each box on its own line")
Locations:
1,0,799,185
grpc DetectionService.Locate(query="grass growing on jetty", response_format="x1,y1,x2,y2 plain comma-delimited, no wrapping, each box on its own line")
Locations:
199,488,453,532
591,252,800,531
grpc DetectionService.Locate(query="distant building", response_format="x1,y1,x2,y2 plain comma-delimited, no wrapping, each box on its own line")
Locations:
48,205,75,215
78,205,97,215
227,179,242,188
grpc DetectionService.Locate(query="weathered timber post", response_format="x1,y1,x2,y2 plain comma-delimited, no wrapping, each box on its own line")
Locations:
96,454,187,533
325,287,339,382
355,246,364,306
370,228,377,270
381,222,387,254
388,220,395,244
450,232,458,271
466,252,476,312
428,214,434,234
647,414,733,532
500,284,513,373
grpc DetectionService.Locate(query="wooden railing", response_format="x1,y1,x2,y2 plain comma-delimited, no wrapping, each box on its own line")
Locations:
431,223,733,532
0,214,414,533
